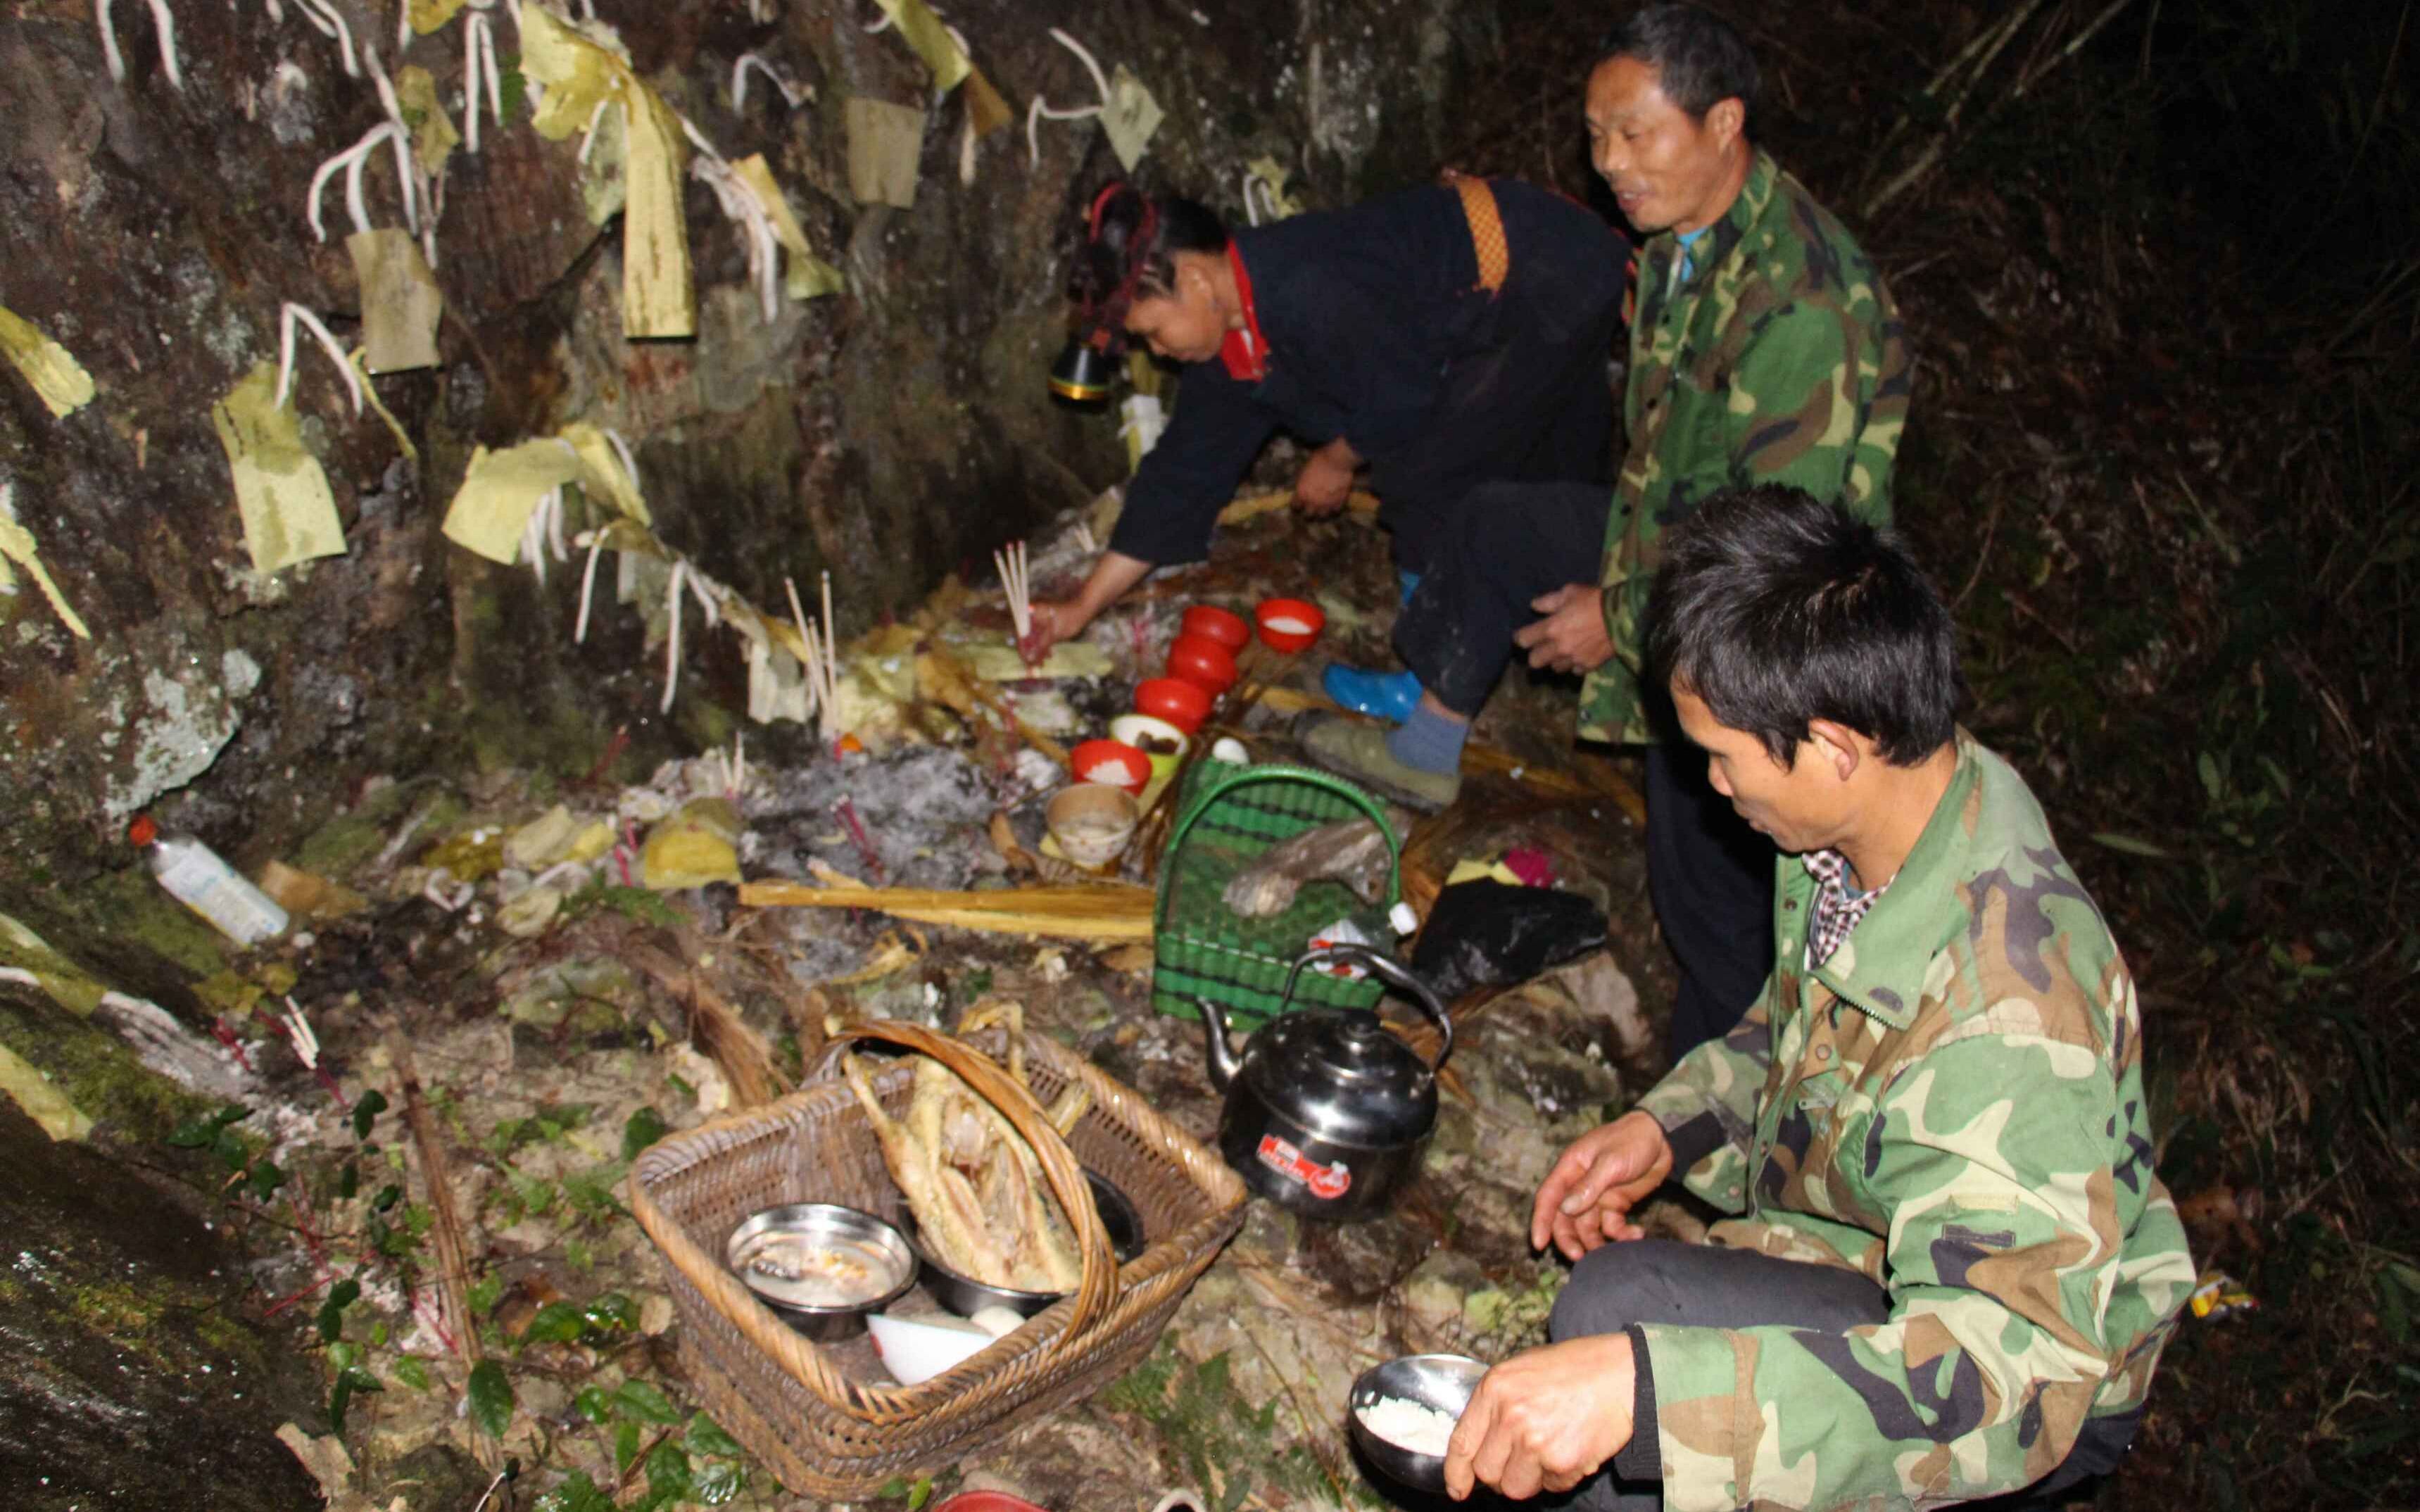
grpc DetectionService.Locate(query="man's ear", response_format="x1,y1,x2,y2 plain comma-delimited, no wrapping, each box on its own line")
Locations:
1706,96,1746,151
1806,719,1864,783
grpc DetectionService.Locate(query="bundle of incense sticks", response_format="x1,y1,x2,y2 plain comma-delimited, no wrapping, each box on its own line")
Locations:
993,539,1031,642
784,571,843,739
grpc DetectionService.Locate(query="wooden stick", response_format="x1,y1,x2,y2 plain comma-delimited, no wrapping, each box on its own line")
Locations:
626,943,789,1109
738,879,1154,939
389,1033,498,1468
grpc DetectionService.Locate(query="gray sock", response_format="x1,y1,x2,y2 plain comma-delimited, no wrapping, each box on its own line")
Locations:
1386,703,1468,774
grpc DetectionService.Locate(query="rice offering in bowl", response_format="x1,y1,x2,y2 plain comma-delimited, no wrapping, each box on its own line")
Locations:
1263,614,1316,636
1357,1395,1459,1457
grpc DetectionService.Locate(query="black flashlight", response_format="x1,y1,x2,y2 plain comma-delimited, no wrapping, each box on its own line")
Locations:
1049,327,1117,405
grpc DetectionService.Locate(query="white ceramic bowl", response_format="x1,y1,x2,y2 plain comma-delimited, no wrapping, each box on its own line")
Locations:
866,1311,996,1386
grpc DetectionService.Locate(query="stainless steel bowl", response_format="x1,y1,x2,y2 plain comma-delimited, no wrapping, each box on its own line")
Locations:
725,1203,916,1341
905,1169,1146,1318
1347,1353,1488,1494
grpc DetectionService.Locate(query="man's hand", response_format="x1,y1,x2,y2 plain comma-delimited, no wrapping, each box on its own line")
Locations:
1019,600,1084,664
1294,438,1359,516
1444,1334,1637,1501
1531,1111,1674,1261
1513,584,1616,673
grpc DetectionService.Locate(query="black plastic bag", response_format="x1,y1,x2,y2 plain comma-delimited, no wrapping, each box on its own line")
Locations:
1410,879,1608,1002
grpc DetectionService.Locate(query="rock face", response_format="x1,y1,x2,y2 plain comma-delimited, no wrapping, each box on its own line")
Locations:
0,1100,325,1509
0,0,1487,971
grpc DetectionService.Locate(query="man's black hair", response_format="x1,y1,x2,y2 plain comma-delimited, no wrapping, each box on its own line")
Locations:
1645,484,1960,767
1069,184,1228,316
1594,4,1760,120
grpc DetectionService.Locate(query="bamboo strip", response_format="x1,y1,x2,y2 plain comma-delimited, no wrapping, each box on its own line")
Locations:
738,880,1154,939
1216,488,1381,526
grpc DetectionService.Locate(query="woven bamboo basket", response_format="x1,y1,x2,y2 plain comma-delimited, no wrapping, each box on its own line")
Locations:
629,1019,1246,1498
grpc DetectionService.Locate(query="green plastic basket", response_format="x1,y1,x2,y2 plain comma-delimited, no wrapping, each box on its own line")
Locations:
1151,762,1401,1027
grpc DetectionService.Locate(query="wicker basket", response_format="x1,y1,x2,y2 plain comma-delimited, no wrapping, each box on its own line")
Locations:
1151,762,1401,1026
629,1020,1245,1498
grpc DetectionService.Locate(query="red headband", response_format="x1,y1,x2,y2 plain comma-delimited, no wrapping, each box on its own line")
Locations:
1082,182,1159,334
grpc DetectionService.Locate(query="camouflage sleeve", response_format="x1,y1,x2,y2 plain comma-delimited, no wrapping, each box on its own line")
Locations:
1637,1034,2136,1512
1634,983,1773,1215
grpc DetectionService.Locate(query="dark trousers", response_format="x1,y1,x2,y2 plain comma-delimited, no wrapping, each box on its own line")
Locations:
1548,1240,2143,1511
1392,481,1612,715
1645,741,1775,1061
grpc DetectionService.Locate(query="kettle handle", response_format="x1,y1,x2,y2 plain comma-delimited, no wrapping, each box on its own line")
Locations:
1281,945,1454,1071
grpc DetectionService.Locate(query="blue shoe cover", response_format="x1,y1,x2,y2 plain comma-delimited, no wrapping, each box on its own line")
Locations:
1397,569,1423,606
1321,664,1422,724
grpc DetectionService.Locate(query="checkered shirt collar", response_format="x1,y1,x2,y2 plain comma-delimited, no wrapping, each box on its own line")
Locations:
1802,848,1889,969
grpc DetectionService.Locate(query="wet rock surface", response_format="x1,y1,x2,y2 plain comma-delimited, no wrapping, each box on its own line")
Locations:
0,1100,323,1511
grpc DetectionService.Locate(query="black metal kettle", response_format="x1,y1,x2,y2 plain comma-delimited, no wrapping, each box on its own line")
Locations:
1196,945,1454,1223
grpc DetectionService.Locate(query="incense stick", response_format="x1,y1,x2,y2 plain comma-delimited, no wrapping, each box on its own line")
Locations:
993,539,1031,641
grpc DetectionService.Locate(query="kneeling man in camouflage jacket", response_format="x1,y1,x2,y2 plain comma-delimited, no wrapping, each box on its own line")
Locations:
1444,484,2194,1511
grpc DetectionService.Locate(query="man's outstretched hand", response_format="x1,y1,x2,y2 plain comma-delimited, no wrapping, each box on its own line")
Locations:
1530,1111,1674,1261
1513,584,1615,673
1444,1334,1637,1500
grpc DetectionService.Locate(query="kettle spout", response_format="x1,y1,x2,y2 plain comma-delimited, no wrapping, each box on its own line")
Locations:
1195,998,1241,1092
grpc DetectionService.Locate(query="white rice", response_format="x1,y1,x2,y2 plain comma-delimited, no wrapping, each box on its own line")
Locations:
1357,1394,1459,1457
1263,615,1315,636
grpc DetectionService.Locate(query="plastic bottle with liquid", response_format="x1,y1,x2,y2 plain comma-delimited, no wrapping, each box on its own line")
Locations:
129,815,289,945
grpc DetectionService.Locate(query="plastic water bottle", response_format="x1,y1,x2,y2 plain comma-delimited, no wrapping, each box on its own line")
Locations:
129,815,289,945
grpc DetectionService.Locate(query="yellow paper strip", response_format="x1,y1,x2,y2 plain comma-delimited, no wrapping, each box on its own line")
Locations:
0,304,98,420
213,361,347,576
408,0,468,35
348,349,420,462
558,421,651,523
869,0,971,92
0,488,92,640
394,65,461,177
620,86,695,338
348,228,443,374
441,436,584,563
731,154,845,301
0,1042,94,1142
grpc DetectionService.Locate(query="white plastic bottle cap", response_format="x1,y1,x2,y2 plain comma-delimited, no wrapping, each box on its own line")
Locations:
1389,901,1419,937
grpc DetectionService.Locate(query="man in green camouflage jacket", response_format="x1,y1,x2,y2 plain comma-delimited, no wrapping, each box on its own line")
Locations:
1517,4,1915,1059
1445,486,2192,1511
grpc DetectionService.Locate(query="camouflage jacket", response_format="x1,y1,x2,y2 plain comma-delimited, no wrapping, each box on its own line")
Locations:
1576,151,1912,744
1632,733,2194,1511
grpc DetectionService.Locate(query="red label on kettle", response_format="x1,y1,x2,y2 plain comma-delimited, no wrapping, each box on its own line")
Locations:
1256,1134,1352,1199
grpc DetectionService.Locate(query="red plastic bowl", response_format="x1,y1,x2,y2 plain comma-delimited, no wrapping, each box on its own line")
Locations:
1165,634,1240,694
1135,676,1214,733
932,1497,1050,1512
1071,738,1150,795
1255,597,1326,653
1180,603,1252,651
